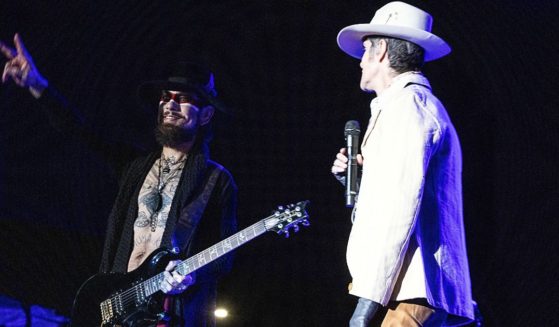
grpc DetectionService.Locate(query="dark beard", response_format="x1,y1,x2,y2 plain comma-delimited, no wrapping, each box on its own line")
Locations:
154,123,198,148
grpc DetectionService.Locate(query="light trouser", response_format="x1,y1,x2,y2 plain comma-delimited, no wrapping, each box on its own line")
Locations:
350,297,448,327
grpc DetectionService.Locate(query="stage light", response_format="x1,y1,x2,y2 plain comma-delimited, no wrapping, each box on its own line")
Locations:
214,308,229,319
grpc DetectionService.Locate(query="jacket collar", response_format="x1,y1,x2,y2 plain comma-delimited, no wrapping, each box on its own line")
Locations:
370,71,431,114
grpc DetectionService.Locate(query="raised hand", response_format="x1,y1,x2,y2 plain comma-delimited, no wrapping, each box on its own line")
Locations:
1,33,48,98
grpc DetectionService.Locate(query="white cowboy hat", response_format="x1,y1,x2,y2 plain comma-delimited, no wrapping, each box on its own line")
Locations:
337,1,451,62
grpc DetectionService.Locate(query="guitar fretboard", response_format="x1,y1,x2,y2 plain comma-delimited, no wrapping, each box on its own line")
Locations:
99,201,308,325
116,217,270,309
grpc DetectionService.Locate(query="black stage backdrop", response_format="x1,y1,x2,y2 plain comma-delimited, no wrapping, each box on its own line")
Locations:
0,0,558,326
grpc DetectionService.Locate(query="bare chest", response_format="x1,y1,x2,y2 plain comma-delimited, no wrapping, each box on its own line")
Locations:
127,159,183,272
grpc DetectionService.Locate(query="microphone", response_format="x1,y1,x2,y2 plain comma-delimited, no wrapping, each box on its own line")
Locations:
344,120,361,207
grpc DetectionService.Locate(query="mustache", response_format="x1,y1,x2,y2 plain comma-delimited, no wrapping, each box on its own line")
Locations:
163,111,184,118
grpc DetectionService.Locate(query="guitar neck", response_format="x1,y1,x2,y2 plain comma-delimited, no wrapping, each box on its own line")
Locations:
177,218,269,275
141,217,271,298
96,201,308,325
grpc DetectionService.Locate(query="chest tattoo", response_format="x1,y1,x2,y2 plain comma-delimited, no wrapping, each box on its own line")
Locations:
134,159,183,233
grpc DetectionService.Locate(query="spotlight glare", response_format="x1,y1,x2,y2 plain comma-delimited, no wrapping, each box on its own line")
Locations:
214,308,229,319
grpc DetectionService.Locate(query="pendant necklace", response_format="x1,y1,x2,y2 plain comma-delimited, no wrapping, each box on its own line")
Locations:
149,154,187,232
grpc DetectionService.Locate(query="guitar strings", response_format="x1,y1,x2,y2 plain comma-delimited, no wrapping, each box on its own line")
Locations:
103,208,307,319
104,219,273,313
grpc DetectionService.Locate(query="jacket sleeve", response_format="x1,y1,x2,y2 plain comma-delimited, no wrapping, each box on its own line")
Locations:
37,84,145,176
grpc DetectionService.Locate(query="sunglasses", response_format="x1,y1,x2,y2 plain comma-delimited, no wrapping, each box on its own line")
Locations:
160,91,206,107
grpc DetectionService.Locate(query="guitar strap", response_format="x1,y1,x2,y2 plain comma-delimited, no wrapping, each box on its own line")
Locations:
171,164,222,256
156,165,222,327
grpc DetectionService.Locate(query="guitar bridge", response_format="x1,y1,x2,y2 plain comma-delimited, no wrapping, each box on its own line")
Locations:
100,296,123,324
100,298,113,324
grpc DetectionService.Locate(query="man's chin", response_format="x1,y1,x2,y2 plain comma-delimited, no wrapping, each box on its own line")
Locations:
154,123,197,147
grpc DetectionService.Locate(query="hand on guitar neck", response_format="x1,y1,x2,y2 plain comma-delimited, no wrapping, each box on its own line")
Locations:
70,201,310,327
160,260,195,295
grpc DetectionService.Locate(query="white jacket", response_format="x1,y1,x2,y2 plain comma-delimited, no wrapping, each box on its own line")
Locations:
347,72,474,322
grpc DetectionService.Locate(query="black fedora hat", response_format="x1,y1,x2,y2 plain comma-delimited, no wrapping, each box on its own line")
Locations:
137,61,228,113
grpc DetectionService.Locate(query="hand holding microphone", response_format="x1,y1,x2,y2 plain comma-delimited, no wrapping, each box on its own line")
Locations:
331,148,364,175
330,120,363,207
344,120,361,207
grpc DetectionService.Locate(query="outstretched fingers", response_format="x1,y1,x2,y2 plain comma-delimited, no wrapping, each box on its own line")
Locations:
0,33,31,61
0,33,47,96
2,62,10,83
0,34,26,84
14,33,30,59
0,40,16,60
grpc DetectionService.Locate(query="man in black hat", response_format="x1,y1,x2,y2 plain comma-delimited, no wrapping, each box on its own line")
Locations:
1,33,237,326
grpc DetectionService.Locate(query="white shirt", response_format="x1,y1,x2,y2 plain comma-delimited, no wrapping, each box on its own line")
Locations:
347,72,474,322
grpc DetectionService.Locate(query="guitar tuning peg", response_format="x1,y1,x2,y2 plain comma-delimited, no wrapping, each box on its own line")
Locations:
302,219,310,227
293,225,300,233
283,230,290,238
277,206,284,211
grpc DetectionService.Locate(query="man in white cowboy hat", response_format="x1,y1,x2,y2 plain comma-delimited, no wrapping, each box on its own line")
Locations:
331,2,475,326
1,34,237,326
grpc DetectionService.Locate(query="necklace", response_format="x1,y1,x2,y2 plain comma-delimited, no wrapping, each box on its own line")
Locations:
161,155,186,174
148,154,187,232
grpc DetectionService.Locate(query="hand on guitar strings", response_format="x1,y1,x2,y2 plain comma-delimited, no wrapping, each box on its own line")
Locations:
160,260,195,295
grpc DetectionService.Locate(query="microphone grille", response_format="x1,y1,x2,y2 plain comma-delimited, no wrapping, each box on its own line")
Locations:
344,120,361,136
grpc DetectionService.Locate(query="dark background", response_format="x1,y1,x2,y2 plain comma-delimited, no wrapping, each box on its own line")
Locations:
1,0,558,326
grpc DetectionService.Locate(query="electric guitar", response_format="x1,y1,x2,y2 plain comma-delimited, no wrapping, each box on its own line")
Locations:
70,201,310,326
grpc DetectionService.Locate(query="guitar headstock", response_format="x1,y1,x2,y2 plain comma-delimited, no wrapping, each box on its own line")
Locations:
264,201,310,238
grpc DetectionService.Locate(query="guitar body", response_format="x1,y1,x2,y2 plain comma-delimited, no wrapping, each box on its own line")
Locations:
71,248,175,327
70,201,310,327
